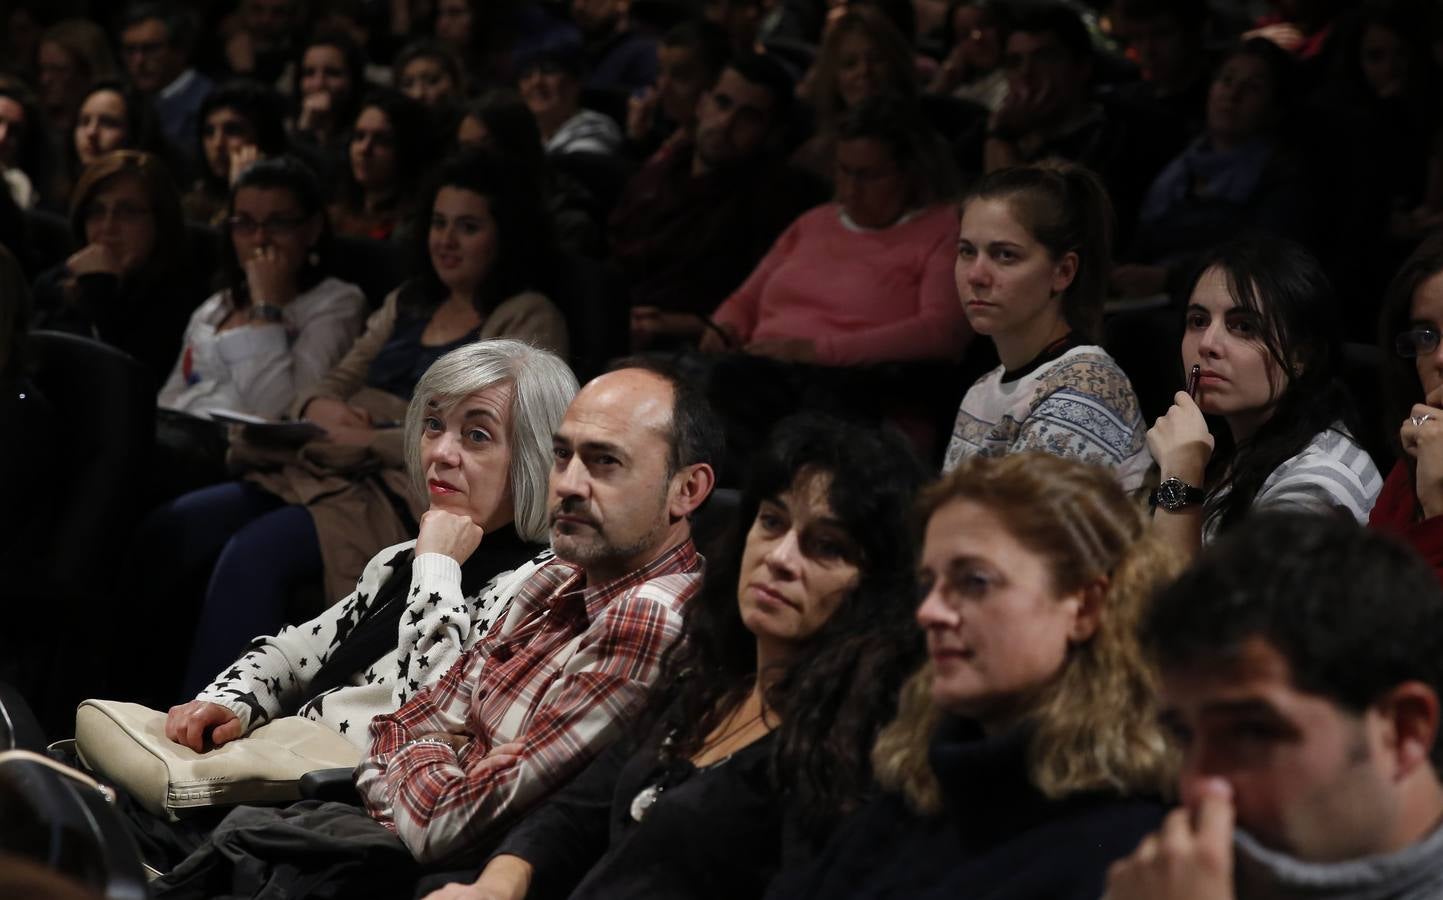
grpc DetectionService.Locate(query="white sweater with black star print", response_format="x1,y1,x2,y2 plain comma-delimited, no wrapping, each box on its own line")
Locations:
196,539,551,749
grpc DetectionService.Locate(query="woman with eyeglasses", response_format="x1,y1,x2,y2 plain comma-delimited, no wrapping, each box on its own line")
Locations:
768,451,1181,899
31,150,203,383
158,155,366,421
1145,235,1381,559
146,150,568,700
1369,233,1443,578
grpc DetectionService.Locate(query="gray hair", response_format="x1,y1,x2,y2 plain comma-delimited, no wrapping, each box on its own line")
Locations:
403,339,578,542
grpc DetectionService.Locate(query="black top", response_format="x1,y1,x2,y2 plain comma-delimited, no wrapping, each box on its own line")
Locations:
365,305,482,401
495,717,781,900
765,717,1165,900
30,267,199,385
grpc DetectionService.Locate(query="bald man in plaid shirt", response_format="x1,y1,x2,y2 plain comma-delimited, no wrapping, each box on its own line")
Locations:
356,362,722,865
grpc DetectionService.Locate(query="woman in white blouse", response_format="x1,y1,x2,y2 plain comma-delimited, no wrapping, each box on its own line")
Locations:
159,156,366,419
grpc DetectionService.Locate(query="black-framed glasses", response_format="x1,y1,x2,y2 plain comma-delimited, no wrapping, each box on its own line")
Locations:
226,215,308,237
1395,326,1441,358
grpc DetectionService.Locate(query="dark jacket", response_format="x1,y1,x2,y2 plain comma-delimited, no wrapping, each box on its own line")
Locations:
767,718,1165,900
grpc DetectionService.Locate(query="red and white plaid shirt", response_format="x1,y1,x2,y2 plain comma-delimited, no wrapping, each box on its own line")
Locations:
355,539,702,864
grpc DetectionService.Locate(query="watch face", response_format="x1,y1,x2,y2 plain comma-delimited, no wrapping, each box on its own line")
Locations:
1158,479,1188,509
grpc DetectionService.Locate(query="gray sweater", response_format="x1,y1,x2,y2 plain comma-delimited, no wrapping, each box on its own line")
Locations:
1235,823,1443,899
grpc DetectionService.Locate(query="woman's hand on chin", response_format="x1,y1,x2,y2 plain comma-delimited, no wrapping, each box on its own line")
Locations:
1147,391,1214,485
1403,402,1443,518
416,509,485,564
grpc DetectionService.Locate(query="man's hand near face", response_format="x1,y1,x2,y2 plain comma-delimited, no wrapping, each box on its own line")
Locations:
1105,779,1236,900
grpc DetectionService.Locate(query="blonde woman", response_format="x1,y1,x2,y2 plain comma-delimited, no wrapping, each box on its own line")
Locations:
769,452,1184,899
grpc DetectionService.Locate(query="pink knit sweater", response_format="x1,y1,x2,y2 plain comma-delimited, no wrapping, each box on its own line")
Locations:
710,203,971,366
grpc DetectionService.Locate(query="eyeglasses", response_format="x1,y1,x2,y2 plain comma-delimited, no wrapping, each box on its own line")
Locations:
226,215,308,236
1396,326,1440,358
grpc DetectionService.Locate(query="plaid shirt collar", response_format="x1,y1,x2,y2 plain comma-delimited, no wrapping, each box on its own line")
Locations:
552,538,702,623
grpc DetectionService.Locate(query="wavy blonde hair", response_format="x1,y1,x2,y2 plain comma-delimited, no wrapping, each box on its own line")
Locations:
873,452,1182,814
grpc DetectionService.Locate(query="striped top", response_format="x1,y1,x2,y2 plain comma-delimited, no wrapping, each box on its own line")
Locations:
1204,425,1383,541
942,345,1152,492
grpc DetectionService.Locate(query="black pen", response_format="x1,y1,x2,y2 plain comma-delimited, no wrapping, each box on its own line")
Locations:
1187,364,1201,400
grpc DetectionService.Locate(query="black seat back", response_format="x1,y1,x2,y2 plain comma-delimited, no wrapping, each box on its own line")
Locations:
26,332,155,597
0,754,151,899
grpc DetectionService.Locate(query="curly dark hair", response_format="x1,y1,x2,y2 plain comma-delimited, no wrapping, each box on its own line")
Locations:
1187,235,1358,534
193,79,290,194
397,149,558,319
1143,512,1443,768
646,413,927,845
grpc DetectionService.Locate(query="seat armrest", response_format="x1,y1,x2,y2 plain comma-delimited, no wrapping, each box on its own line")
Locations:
298,767,363,804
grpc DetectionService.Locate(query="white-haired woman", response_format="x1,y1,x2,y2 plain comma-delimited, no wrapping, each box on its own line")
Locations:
154,340,576,733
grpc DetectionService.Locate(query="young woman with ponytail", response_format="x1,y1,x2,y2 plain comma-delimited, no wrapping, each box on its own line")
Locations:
943,162,1151,491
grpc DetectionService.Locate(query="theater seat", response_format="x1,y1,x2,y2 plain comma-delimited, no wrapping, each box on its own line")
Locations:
0,682,47,752
0,751,152,900
19,333,154,737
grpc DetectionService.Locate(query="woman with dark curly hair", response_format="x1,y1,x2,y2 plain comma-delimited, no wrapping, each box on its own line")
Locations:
424,414,927,900
183,79,290,225
771,450,1184,898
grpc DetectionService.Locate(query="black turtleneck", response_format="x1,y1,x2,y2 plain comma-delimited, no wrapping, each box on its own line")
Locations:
766,716,1165,900
302,525,537,702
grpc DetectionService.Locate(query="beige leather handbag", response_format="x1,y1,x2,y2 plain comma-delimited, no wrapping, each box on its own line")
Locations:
75,700,362,821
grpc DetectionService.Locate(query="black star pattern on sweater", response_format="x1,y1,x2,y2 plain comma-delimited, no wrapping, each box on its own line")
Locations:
408,609,424,626
412,585,420,596
312,624,322,635
220,689,271,728
426,592,441,607
298,657,308,668
417,655,429,670
365,670,376,684
339,720,349,734
224,667,243,681
268,676,283,696
408,680,420,692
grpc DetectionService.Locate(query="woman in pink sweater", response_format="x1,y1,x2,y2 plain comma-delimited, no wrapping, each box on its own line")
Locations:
701,97,971,367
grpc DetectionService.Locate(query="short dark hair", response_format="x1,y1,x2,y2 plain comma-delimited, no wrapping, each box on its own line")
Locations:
1009,2,1093,63
119,2,197,49
194,79,290,190
607,356,725,478
1144,513,1443,767
724,50,795,129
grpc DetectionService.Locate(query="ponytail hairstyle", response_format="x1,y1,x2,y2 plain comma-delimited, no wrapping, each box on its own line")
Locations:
873,452,1183,814
959,162,1114,343
1191,236,1355,534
